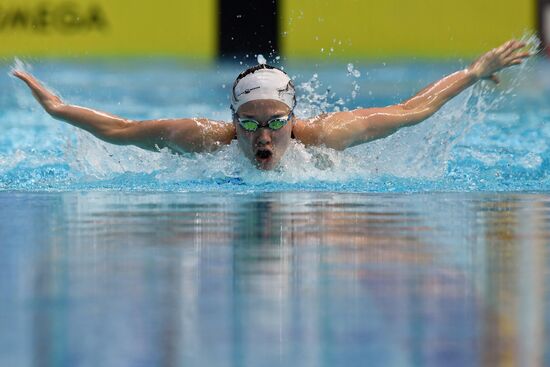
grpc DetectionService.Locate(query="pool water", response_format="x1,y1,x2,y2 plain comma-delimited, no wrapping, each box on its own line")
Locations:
1,54,549,192
1,191,549,366
1,51,550,366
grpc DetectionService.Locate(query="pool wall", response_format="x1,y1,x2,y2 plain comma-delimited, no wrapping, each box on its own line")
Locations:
0,0,539,60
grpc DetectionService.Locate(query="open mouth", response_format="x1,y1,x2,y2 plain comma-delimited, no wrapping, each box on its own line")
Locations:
255,149,273,161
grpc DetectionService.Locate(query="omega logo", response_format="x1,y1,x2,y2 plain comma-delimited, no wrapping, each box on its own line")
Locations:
0,2,108,33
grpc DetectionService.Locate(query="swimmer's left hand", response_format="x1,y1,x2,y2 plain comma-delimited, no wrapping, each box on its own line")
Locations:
12,70,63,111
469,40,532,84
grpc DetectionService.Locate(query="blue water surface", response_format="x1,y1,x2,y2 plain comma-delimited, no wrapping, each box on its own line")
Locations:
2,55,550,367
1,55,549,192
1,191,549,367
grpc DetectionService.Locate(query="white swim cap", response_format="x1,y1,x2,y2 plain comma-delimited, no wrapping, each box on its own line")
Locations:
231,66,295,112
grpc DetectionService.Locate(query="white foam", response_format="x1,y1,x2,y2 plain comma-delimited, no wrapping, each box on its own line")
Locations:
5,33,540,188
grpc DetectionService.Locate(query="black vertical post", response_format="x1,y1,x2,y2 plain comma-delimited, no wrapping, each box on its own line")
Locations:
538,0,550,55
218,0,279,60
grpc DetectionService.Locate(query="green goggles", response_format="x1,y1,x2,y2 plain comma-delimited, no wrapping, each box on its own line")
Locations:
237,114,292,132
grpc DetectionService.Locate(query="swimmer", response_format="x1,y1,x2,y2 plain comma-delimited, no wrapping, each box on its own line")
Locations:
13,40,531,170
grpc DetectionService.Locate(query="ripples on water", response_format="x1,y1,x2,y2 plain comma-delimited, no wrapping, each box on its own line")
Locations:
1,192,549,366
2,38,550,366
1,37,549,192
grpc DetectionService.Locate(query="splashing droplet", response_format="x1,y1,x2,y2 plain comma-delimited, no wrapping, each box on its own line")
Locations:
346,63,361,78
257,54,267,65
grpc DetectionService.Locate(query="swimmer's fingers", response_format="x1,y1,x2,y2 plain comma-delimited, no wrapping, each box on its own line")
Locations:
471,40,530,80
504,51,531,64
12,70,37,83
12,71,46,92
12,70,33,85
492,41,515,61
12,71,62,109
12,69,28,78
497,40,516,57
12,69,25,79
501,40,526,58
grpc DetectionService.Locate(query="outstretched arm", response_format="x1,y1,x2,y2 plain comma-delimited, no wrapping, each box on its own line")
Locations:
294,40,531,150
12,71,235,153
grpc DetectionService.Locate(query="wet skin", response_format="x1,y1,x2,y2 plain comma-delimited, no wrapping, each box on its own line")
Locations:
12,39,532,171
234,100,293,170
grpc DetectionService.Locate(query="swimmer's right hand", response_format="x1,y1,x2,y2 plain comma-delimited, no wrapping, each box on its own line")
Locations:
12,70,63,112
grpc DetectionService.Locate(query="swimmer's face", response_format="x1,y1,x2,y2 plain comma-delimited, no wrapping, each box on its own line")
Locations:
233,100,293,170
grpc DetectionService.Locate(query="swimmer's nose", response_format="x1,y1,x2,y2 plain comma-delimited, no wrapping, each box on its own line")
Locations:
256,128,272,146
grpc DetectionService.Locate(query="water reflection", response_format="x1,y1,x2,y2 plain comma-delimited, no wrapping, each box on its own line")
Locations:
478,198,547,367
0,192,548,366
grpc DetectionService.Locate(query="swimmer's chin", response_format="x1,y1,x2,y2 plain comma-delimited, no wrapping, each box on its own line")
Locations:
253,155,285,171
255,159,277,170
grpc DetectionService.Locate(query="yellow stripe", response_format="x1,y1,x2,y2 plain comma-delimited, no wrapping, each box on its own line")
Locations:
0,0,216,58
281,0,535,59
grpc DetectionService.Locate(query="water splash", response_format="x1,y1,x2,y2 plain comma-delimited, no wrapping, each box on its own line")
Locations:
2,36,548,192
347,63,361,78
9,57,32,75
294,73,346,116
257,54,267,65
346,63,361,99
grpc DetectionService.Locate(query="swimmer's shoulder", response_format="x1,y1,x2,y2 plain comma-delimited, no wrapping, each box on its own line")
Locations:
293,111,359,148
204,119,235,146
292,114,330,145
169,118,235,151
